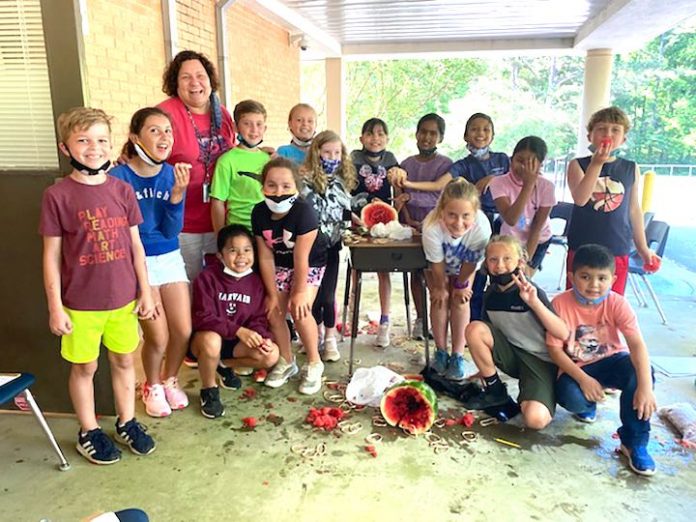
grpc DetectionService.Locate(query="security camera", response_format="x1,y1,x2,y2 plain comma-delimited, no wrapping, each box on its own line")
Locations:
290,33,309,51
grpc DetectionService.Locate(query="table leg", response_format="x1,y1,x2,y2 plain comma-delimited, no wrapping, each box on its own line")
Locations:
420,270,430,369
403,272,411,338
340,259,352,344
349,270,362,377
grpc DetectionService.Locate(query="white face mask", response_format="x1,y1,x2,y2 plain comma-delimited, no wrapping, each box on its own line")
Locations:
264,193,298,214
223,266,253,278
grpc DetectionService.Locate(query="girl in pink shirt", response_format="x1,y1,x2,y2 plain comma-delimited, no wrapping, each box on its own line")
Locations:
489,136,556,277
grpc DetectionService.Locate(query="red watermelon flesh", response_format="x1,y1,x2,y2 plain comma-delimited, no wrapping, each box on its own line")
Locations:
380,381,438,435
361,200,398,228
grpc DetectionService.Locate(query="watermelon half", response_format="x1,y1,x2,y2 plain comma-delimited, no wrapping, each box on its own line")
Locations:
361,200,398,228
380,380,438,435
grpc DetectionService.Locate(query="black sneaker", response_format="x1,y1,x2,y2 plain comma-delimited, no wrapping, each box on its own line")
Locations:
462,381,511,410
76,428,121,465
200,387,225,419
216,365,241,389
287,318,298,342
115,418,156,456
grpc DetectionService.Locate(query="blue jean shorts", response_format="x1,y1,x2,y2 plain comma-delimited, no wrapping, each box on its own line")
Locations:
145,249,189,286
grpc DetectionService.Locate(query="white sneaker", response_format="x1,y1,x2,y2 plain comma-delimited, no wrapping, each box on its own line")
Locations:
298,361,325,395
142,383,171,418
162,376,189,410
264,356,299,388
322,336,340,362
375,322,391,348
235,367,254,376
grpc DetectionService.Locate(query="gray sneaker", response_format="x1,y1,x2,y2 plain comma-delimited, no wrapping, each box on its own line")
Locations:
298,361,325,395
264,356,299,388
322,336,341,362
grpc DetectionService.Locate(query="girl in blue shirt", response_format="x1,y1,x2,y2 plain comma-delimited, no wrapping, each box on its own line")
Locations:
110,107,192,418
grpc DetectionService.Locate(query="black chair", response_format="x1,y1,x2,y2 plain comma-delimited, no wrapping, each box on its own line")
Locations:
628,220,669,324
549,202,573,289
0,372,70,470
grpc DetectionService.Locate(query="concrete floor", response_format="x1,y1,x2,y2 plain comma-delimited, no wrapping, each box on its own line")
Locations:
1,246,695,522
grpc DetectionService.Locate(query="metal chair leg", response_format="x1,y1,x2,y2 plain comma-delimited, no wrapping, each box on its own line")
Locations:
349,270,363,377
420,270,430,368
642,275,668,325
403,272,411,339
628,274,646,307
557,246,568,290
22,389,70,471
340,260,352,343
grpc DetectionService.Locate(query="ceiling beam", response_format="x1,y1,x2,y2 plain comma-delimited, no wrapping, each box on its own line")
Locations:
575,0,696,51
248,0,342,57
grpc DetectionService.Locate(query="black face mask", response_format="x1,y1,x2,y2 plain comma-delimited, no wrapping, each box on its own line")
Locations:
417,146,437,157
363,148,386,161
489,267,520,286
69,156,111,176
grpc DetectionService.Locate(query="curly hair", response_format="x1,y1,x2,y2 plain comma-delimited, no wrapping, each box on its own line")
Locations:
300,130,357,195
162,50,219,97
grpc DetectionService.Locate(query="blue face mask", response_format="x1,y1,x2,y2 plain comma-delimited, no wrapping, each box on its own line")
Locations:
467,143,490,159
237,134,263,149
573,287,610,306
320,158,341,175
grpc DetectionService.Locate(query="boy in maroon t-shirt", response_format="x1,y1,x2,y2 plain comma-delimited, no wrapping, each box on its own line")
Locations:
40,107,157,464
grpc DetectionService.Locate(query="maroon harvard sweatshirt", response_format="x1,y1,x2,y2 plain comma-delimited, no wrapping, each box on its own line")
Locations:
192,263,270,340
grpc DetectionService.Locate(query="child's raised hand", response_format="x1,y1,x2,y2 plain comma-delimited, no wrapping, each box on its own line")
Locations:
579,374,605,403
171,163,192,203
516,157,540,186
590,138,612,165
237,327,263,349
49,309,73,336
512,271,537,304
633,386,657,421
387,167,407,188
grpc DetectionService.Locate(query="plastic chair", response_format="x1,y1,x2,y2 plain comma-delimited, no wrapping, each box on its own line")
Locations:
0,372,71,470
549,202,573,290
627,220,669,325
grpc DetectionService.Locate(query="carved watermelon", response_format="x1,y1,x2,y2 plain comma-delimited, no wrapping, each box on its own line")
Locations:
380,380,438,435
361,200,398,228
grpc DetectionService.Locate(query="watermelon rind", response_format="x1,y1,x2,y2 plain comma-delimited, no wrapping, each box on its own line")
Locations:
380,380,438,435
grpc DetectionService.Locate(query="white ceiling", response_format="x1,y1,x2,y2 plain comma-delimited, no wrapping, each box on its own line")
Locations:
248,0,696,59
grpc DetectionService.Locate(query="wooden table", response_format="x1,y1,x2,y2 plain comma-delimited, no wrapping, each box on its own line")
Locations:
340,235,430,375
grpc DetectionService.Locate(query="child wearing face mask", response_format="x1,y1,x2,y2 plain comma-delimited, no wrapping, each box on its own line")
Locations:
463,235,568,431
277,103,318,164
450,113,510,322
489,136,556,278
391,113,453,340
351,118,404,348
299,131,358,362
190,225,280,419
422,179,490,380
110,107,192,418
210,99,270,233
252,158,329,395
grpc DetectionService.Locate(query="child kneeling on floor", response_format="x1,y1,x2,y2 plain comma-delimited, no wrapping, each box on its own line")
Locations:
546,244,657,475
464,235,569,429
191,225,280,418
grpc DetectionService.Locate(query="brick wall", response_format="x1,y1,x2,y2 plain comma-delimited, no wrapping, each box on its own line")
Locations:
82,0,167,150
226,3,301,148
175,0,218,65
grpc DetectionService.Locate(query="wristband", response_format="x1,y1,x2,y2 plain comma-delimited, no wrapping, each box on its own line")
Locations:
452,279,469,290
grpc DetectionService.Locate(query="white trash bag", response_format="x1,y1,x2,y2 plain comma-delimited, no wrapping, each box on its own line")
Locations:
345,366,405,407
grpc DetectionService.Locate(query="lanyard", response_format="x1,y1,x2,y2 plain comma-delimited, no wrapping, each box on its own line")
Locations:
185,106,221,185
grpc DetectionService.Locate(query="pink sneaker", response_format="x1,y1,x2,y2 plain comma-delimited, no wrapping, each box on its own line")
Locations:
163,376,189,410
142,383,172,418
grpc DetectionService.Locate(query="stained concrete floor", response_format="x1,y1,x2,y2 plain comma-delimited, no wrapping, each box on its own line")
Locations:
2,246,695,522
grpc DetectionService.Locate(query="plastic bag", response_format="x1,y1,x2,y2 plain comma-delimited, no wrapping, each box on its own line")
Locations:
658,403,696,448
345,366,405,407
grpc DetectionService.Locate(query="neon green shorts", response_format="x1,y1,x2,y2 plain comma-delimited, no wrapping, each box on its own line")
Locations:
61,301,140,364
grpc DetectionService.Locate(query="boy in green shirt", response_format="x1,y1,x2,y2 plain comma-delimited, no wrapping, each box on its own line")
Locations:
211,99,270,231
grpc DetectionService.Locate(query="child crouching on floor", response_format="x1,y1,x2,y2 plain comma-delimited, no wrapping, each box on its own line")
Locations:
464,235,569,429
547,243,657,476
191,225,280,419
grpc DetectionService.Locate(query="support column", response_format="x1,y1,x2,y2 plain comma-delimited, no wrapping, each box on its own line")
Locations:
576,48,613,154
325,57,345,137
